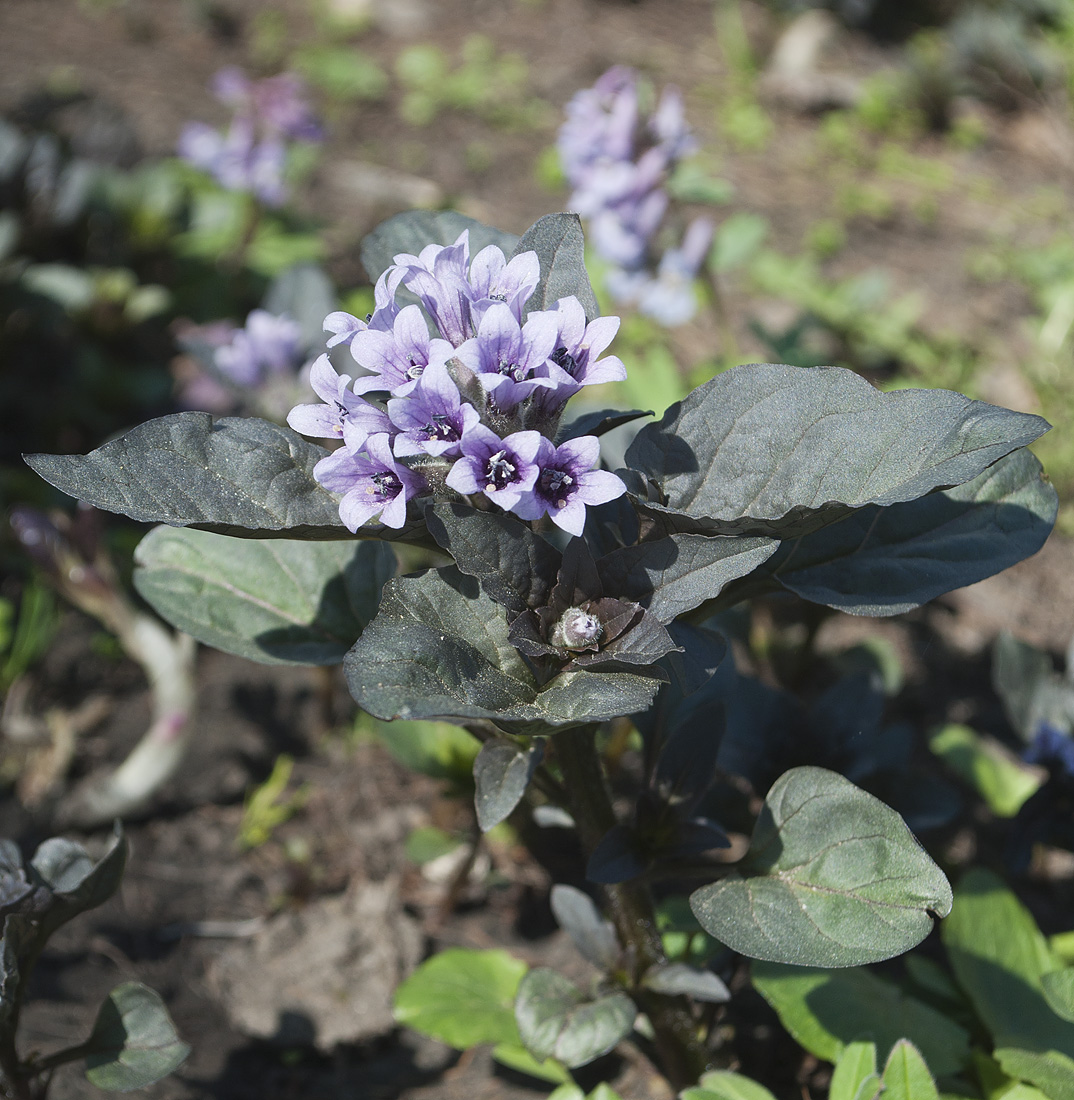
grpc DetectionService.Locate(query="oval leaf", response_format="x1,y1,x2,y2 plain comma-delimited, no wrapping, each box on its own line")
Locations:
641,963,730,1003
550,885,618,971
625,364,1051,538
133,527,394,665
85,982,190,1091
881,1040,939,1100
691,767,952,967
772,448,1057,615
473,738,544,832
514,968,634,1069
682,1072,778,1100
1043,970,1074,1023
24,413,343,536
394,947,528,1049
512,212,599,321
344,565,662,730
829,1041,880,1100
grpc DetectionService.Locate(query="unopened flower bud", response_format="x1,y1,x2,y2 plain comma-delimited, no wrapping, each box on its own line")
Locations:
551,606,603,651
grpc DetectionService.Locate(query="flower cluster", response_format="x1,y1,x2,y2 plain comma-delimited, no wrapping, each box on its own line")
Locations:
559,66,712,326
177,67,322,207
287,232,628,535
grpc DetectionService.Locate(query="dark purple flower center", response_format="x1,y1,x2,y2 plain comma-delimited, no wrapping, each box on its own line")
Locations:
540,467,576,506
484,449,518,491
423,412,459,442
551,345,580,378
370,471,402,501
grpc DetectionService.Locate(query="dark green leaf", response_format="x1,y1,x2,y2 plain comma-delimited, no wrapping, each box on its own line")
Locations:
473,738,544,832
345,566,662,730
642,963,730,1003
550,885,618,970
133,527,394,665
425,503,558,616
942,869,1074,1057
771,448,1057,615
24,414,344,537
625,364,1051,538
586,824,647,884
514,968,634,1068
513,213,599,321
750,962,971,1077
691,768,951,967
394,947,528,1048
361,210,518,283
262,263,337,354
31,827,127,940
556,409,652,444
598,534,778,623
84,982,190,1091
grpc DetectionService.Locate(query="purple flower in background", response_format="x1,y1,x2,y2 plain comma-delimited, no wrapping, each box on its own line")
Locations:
215,310,302,386
314,433,426,531
350,304,456,396
178,67,321,207
287,355,389,442
558,67,707,325
445,424,542,511
388,360,481,458
513,436,627,536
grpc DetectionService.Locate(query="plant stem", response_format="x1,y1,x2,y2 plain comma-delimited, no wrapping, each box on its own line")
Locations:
554,725,711,1090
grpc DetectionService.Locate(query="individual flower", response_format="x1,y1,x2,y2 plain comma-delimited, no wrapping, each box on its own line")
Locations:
313,432,426,531
349,303,456,396
444,424,542,510
393,232,476,347
324,268,406,349
512,436,627,536
467,245,541,325
287,355,389,442
387,360,481,458
454,302,566,413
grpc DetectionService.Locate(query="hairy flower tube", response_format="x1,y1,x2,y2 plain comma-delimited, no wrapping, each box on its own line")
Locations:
287,230,628,533
558,66,712,326
178,67,322,207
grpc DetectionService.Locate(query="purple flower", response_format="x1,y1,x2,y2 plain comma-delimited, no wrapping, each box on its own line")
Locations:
454,302,567,413
468,245,540,325
324,268,405,349
287,354,390,442
314,432,426,531
559,66,639,183
445,424,542,511
513,436,627,536
387,360,481,458
215,309,302,386
1024,722,1074,777
349,303,455,396
394,231,475,347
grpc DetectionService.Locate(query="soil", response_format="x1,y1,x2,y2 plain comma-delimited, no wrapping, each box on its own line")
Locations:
2,1,1074,1098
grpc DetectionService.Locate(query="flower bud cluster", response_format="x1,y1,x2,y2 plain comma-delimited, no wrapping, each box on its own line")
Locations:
177,67,322,208
287,231,629,535
558,66,713,327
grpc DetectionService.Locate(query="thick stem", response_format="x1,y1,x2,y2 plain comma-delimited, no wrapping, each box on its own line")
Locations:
554,726,711,1090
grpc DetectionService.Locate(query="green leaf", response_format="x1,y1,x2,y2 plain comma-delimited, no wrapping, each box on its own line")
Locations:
262,263,337,354
360,209,518,283
597,533,778,622
1043,970,1074,1023
556,408,652,443
750,962,971,1077
829,1041,880,1100
770,448,1057,615
30,828,127,940
490,1043,572,1085
514,968,634,1068
425,503,558,616
84,982,190,1091
344,565,662,730
682,1070,778,1100
882,1040,940,1100
625,364,1051,539
690,767,952,967
711,212,769,272
473,738,543,831
929,724,1040,817
641,963,730,1003
512,212,599,322
550,885,618,970
133,528,394,665
942,870,1074,1058
394,948,528,1048
24,413,344,537
994,1049,1074,1098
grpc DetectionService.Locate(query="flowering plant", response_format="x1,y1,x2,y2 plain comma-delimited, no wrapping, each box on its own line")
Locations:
25,209,1059,1087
